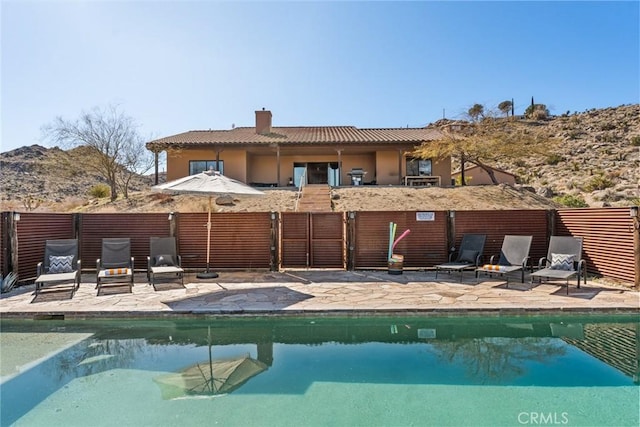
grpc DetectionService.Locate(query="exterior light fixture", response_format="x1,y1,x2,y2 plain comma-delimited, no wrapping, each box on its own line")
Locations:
13,212,20,221
168,212,175,221
630,206,639,218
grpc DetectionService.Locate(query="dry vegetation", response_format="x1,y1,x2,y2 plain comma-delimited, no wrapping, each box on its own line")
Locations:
60,184,559,214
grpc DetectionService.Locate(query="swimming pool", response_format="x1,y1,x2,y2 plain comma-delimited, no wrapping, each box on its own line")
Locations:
1,314,638,426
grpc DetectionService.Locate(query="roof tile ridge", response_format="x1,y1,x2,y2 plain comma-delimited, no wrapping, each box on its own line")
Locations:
273,125,358,129
359,127,431,130
189,129,237,133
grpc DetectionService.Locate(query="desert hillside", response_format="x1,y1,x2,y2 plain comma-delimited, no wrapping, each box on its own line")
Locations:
1,104,638,213
489,104,639,207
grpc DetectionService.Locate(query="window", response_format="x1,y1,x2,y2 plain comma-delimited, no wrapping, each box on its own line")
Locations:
406,158,432,176
189,160,224,175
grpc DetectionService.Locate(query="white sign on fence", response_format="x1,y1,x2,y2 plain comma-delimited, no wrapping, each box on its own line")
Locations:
416,212,435,221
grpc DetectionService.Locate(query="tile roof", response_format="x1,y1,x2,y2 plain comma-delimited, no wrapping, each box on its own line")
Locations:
147,126,442,148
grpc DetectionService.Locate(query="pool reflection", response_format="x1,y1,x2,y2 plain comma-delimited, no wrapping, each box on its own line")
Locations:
1,315,638,425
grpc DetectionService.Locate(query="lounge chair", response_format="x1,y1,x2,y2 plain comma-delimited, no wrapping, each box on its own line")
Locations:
96,237,134,293
476,235,533,286
434,234,486,281
35,239,81,297
147,237,184,288
530,236,585,294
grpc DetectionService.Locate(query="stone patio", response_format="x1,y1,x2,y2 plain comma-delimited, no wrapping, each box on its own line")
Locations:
1,270,638,318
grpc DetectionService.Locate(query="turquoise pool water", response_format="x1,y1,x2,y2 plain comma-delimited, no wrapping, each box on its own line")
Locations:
1,315,638,426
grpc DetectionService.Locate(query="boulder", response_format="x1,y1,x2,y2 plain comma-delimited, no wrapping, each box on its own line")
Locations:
215,195,235,206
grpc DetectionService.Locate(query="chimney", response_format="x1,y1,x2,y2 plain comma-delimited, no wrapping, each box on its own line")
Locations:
255,108,272,135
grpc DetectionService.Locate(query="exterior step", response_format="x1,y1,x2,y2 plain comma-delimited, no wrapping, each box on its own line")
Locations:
297,185,332,212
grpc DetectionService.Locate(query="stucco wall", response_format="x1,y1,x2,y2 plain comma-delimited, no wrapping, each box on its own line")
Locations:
166,148,247,182
375,151,402,185
340,155,376,185
167,147,452,187
432,157,452,187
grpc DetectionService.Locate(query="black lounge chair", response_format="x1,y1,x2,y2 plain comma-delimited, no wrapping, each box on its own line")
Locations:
434,234,486,281
530,236,585,294
476,235,533,285
147,237,184,289
35,239,81,297
96,238,134,294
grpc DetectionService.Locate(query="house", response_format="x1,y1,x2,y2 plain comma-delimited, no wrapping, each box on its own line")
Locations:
146,110,450,187
451,164,517,186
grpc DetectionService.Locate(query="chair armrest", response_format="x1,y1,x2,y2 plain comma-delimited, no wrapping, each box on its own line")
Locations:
474,254,482,267
448,252,456,262
537,257,548,269
521,256,531,271
130,257,135,269
489,255,497,264
37,262,44,276
147,256,152,270
96,258,101,270
76,260,82,272
176,255,182,267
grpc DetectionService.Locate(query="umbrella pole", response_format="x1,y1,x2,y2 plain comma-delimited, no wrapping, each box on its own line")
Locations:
197,196,219,279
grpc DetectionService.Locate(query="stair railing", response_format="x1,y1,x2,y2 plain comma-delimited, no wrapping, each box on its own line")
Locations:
294,167,307,212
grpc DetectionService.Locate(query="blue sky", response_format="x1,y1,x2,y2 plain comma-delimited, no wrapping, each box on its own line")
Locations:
2,1,638,155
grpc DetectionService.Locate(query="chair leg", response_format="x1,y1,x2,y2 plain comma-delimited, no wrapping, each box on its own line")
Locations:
579,271,583,288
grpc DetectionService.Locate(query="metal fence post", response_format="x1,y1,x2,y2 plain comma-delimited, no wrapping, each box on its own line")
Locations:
270,212,279,271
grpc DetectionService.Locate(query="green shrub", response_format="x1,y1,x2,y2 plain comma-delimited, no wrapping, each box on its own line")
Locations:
585,175,614,192
545,154,564,165
631,136,640,146
88,184,111,199
553,194,588,208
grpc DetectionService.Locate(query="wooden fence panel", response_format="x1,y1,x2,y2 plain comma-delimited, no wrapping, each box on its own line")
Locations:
353,211,448,268
555,208,635,283
14,213,75,281
454,210,550,266
177,212,271,270
280,213,310,268
79,213,170,271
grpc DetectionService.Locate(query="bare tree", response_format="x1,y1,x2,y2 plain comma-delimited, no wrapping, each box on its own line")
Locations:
42,105,149,201
415,114,556,185
118,136,154,198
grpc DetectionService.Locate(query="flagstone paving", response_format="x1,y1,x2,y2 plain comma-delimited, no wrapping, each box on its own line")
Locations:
0,270,638,318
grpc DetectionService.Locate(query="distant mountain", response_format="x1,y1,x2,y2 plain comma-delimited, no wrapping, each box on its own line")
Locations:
0,144,153,211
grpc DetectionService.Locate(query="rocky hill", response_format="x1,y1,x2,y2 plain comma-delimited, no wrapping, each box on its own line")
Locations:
0,145,153,211
1,104,638,212
494,104,639,207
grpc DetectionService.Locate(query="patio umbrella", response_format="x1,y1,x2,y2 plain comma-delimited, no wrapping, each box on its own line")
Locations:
153,327,268,399
152,169,264,279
